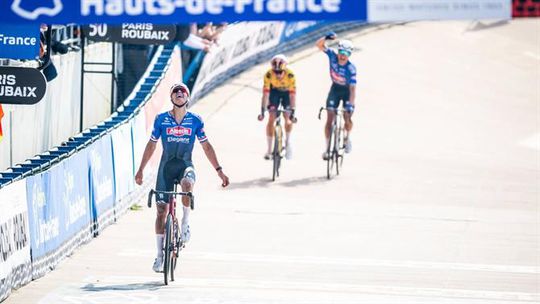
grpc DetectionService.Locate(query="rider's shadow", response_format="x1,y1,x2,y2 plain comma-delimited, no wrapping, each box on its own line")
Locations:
81,281,163,292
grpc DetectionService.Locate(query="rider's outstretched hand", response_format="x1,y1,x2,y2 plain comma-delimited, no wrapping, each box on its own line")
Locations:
218,170,230,187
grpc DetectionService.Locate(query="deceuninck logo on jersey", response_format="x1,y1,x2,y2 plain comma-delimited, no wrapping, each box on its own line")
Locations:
167,126,192,137
0,66,46,105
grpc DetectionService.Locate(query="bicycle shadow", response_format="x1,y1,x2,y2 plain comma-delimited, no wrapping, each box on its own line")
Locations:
228,177,273,190
229,176,329,190
81,281,163,292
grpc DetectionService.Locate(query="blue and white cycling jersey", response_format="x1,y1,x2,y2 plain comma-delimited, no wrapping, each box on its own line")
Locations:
325,48,357,86
150,111,207,165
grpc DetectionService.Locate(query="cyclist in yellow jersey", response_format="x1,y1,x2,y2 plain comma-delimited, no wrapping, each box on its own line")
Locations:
257,54,296,160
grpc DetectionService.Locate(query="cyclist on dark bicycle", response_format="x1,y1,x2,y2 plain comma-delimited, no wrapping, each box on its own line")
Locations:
257,54,296,160
316,32,357,160
135,82,230,273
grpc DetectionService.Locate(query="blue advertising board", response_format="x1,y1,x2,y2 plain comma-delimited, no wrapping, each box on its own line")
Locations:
0,24,40,60
26,151,92,261
88,134,115,219
0,0,367,24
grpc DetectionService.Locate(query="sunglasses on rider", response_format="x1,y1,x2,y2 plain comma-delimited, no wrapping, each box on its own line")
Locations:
172,87,187,97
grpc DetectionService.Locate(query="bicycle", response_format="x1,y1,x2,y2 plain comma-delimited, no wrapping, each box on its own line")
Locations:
262,107,296,181
319,107,345,179
147,181,194,285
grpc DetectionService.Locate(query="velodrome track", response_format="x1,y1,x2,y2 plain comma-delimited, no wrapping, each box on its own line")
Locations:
4,20,539,304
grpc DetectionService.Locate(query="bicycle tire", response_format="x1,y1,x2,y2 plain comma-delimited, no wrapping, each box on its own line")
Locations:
272,126,282,181
335,124,342,176
327,124,335,180
170,219,179,282
163,214,173,285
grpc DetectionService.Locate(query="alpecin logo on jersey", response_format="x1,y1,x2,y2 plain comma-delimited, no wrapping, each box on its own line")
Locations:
167,126,192,136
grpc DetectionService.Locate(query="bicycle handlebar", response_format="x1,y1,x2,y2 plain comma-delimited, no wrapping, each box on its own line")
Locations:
318,107,346,120
147,189,195,210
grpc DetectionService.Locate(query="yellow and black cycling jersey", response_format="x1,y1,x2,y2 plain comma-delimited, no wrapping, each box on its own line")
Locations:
263,68,296,93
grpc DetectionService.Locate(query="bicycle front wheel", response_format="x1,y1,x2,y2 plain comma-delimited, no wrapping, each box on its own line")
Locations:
327,125,336,179
163,214,173,285
170,219,179,282
272,127,282,181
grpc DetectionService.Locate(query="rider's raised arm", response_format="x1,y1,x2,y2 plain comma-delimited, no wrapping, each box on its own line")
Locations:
316,36,328,52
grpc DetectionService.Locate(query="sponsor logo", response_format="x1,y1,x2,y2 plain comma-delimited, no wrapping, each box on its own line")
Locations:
80,0,341,17
11,0,63,20
167,126,192,136
167,137,190,144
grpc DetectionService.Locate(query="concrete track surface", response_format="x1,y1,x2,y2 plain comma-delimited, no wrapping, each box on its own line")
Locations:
5,20,539,304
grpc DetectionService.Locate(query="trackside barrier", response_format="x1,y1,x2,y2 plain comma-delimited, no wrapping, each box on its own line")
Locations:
0,21,362,302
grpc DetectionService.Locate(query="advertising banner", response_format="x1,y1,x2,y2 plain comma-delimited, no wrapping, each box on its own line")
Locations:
26,151,92,278
0,179,31,302
280,21,326,42
82,23,177,45
0,0,367,24
368,0,511,21
0,24,40,60
0,66,47,105
88,133,115,229
192,22,284,100
111,122,135,203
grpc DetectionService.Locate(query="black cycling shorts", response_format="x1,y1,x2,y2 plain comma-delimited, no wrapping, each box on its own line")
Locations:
268,89,291,110
326,83,354,112
156,158,196,203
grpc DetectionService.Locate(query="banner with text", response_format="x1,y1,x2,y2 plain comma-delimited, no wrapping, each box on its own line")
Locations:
111,122,135,205
0,24,40,60
191,22,284,100
0,180,31,303
26,151,92,278
368,0,511,21
88,133,115,231
0,0,367,24
82,23,177,45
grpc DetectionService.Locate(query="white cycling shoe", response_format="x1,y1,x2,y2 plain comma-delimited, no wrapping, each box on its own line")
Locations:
181,224,191,243
264,152,272,160
152,257,163,273
322,151,330,161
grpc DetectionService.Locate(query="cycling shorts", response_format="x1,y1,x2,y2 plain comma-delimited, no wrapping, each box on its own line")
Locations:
326,83,354,113
268,89,291,111
156,158,196,203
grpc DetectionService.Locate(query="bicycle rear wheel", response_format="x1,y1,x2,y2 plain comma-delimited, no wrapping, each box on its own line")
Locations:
163,214,173,285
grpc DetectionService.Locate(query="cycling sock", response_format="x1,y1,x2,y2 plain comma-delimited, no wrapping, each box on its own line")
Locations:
266,136,273,153
182,206,190,226
286,132,291,146
156,234,164,258
325,137,330,150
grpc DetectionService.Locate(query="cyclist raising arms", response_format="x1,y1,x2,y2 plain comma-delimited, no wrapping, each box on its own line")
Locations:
258,54,296,160
316,33,356,159
135,82,229,272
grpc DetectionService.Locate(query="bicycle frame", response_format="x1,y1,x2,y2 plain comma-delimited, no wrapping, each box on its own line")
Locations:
268,107,294,181
319,107,346,179
147,185,194,285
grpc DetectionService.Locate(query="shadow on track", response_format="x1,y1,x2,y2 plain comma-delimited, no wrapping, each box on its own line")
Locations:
229,176,329,190
81,281,162,292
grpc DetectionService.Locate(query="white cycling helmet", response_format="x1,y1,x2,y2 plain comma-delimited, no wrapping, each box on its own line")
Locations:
337,40,354,56
271,54,288,72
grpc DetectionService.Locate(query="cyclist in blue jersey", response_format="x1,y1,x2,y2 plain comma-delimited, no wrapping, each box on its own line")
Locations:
316,32,357,160
135,82,229,273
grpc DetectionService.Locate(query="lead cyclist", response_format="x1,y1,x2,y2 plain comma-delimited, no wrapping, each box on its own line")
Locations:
316,32,357,160
135,83,230,273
